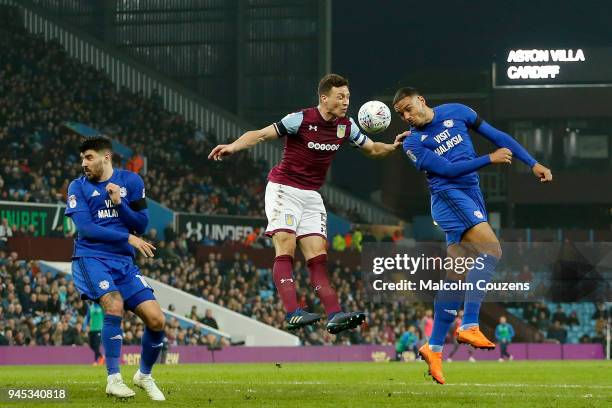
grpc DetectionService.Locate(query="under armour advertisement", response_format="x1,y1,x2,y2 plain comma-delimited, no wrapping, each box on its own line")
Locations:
175,213,267,242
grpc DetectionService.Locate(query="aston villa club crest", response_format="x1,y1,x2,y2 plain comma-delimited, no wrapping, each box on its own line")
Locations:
285,214,295,226
337,124,346,138
443,119,454,128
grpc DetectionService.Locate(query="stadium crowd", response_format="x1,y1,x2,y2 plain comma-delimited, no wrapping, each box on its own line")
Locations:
1,236,608,348
0,248,226,349
0,26,370,223
0,26,266,217
0,237,431,348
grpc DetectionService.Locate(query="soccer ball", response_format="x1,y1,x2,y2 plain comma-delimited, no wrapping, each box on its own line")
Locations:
358,101,391,134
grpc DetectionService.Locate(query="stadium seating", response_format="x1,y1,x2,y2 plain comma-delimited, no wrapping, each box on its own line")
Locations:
0,26,367,222
506,301,606,344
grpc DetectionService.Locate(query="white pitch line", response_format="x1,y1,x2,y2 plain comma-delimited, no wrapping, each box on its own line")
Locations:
445,383,612,389
55,379,612,391
386,391,605,399
168,380,612,390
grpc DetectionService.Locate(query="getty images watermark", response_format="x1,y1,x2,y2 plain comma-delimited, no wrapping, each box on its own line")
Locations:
361,242,612,303
371,253,530,292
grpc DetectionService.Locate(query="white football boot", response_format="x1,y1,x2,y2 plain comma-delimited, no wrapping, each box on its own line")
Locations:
133,369,166,401
106,373,136,398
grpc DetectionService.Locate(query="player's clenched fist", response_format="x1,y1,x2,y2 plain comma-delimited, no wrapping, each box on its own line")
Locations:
489,148,513,164
532,163,553,183
128,234,156,258
105,182,122,205
208,144,236,161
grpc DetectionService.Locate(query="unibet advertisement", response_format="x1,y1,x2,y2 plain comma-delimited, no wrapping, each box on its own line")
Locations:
0,201,75,237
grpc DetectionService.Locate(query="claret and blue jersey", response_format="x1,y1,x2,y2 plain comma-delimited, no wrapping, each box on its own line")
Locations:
402,103,536,244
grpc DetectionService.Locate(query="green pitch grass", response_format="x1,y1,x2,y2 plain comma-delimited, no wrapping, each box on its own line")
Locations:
0,361,610,407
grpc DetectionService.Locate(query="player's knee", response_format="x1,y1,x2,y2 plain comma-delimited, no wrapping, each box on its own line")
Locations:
486,243,502,260
273,233,296,256
472,241,502,260
148,313,165,331
100,293,124,316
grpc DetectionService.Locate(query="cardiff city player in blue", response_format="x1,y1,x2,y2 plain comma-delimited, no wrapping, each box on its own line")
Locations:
393,87,552,384
65,137,165,400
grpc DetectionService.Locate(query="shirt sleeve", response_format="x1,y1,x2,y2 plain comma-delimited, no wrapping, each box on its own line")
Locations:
403,136,491,178
273,111,304,137
127,173,147,212
457,104,483,130
118,173,148,234
64,181,89,216
476,121,538,168
348,117,369,148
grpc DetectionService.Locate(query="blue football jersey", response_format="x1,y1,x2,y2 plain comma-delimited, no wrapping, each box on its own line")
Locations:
65,169,146,260
403,103,483,193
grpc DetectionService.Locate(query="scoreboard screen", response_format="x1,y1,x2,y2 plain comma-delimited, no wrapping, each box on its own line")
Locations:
493,48,612,88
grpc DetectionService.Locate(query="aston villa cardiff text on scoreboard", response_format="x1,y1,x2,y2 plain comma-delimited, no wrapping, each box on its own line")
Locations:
493,48,612,87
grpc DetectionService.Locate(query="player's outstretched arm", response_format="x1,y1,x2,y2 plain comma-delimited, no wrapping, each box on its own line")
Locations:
476,121,552,182
360,137,403,159
208,125,279,161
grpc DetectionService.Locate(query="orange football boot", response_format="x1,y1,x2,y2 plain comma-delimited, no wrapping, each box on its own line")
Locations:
418,343,445,384
456,326,496,350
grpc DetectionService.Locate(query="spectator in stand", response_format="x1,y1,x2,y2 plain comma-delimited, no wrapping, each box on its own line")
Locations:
344,232,352,250
0,218,12,248
420,309,434,342
126,147,144,174
361,229,377,244
565,311,580,327
163,223,176,243
536,310,550,332
395,325,418,361
551,305,567,325
593,317,607,344
332,233,346,252
547,320,567,344
187,306,200,322
495,316,515,362
200,309,219,330
592,302,610,320
146,228,159,245
84,302,105,365
243,229,258,247
351,228,363,252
